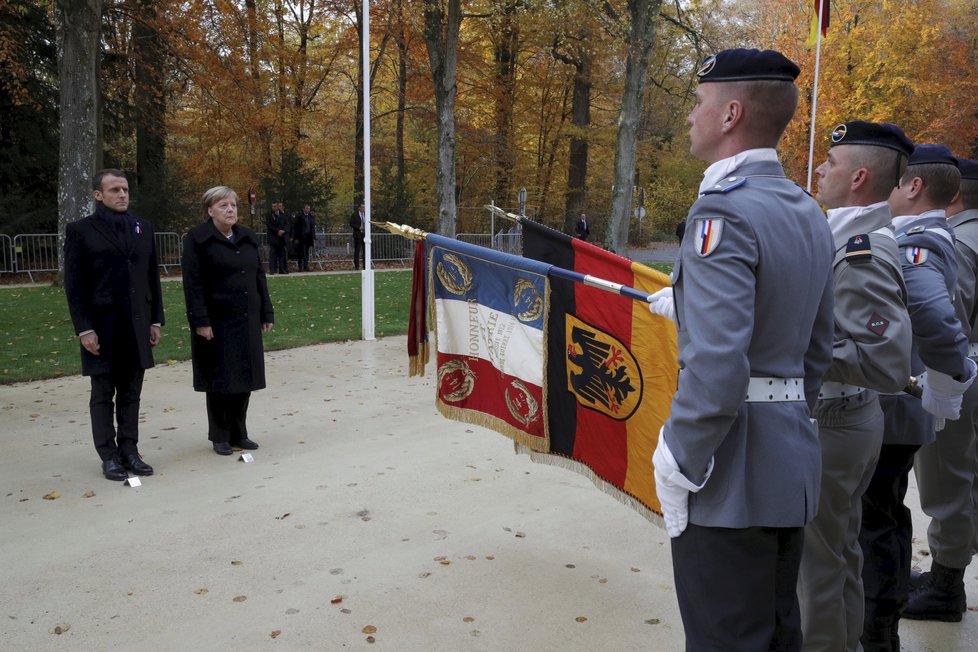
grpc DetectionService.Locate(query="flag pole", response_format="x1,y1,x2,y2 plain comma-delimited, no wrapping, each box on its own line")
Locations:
361,0,375,340
805,0,826,193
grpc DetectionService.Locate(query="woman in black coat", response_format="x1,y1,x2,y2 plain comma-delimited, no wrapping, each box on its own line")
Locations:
182,186,275,455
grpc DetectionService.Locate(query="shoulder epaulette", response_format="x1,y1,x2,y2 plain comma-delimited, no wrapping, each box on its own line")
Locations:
907,225,926,234
845,233,872,264
701,176,748,195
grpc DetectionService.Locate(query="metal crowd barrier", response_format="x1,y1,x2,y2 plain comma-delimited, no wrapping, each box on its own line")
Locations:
0,234,13,276
13,234,59,282
155,232,182,274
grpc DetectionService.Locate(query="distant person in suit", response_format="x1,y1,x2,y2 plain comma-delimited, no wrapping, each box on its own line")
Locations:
350,202,365,270
182,186,274,456
575,213,590,241
64,168,164,481
292,204,316,272
266,201,290,274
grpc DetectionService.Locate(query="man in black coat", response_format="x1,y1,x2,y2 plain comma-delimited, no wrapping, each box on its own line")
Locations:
292,204,316,272
575,213,590,241
64,169,164,481
349,202,365,270
266,201,290,274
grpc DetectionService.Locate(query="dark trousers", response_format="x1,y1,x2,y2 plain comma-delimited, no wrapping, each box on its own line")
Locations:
296,244,311,271
89,368,145,461
672,524,804,651
269,243,288,274
205,392,251,444
859,443,920,624
352,236,364,270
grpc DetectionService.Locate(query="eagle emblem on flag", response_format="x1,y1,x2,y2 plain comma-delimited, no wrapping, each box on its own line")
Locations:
693,218,723,257
565,314,642,420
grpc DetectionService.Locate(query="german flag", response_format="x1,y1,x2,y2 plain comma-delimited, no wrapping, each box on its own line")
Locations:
521,220,678,519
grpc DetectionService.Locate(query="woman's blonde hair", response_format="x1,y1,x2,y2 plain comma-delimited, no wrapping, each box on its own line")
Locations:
201,186,238,217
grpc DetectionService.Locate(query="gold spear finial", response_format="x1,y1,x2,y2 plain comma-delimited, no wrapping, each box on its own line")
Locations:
483,205,521,222
371,221,429,241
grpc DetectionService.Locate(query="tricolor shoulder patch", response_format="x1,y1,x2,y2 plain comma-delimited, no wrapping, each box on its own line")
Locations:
845,233,872,264
693,218,723,257
906,246,929,265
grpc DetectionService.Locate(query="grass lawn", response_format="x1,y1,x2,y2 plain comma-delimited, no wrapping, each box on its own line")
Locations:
0,271,413,384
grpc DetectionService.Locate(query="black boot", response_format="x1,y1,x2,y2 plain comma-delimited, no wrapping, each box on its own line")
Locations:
902,561,966,622
861,616,892,652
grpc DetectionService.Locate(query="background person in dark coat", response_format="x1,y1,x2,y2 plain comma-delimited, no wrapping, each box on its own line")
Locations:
350,202,365,270
266,200,290,274
575,213,590,241
64,168,164,481
292,204,315,271
182,186,274,456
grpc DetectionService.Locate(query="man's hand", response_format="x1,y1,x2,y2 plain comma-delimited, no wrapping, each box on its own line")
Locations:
262,323,273,333
652,428,713,538
277,229,285,237
80,331,100,355
648,286,676,322
149,324,161,347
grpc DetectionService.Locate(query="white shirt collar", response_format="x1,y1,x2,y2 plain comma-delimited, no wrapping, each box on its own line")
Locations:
699,148,779,195
825,200,888,236
891,208,946,231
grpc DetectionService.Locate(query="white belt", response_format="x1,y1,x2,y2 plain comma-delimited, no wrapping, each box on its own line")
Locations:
969,343,978,358
818,381,866,399
745,377,804,402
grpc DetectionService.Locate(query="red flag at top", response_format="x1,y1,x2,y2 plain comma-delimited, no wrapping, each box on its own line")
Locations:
807,0,830,46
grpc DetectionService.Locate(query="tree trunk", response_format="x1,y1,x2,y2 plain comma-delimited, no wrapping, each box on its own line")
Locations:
423,0,461,237
55,0,103,278
395,0,407,186
492,2,519,206
605,0,662,253
563,52,590,234
133,0,167,226
245,0,274,185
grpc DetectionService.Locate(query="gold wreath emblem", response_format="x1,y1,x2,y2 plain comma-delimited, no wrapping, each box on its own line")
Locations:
436,252,473,296
505,379,540,427
513,278,543,322
437,359,476,402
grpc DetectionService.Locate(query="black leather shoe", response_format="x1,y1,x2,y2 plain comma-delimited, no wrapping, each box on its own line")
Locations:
213,441,233,456
233,438,259,450
123,453,154,476
102,458,128,481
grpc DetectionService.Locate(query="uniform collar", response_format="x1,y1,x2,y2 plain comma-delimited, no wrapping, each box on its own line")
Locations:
699,148,779,195
826,201,889,237
892,209,946,232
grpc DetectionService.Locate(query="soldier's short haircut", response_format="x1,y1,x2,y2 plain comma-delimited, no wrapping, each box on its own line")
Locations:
902,163,962,206
848,146,908,200
92,168,127,191
960,179,978,211
729,80,799,145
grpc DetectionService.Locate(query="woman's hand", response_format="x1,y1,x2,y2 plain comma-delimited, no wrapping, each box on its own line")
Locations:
196,326,214,340
262,323,273,333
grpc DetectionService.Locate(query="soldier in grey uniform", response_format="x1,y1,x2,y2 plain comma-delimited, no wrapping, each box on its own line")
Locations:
904,158,978,622
648,48,834,651
859,144,976,651
798,121,914,652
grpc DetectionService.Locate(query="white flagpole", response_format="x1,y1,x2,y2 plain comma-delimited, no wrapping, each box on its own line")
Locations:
805,0,826,193
361,0,375,340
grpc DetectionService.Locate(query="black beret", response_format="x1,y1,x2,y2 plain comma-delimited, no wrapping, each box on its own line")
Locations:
696,48,800,83
829,121,914,156
909,144,958,167
957,158,978,180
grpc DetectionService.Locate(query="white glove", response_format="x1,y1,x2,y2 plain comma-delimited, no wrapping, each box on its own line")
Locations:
652,428,712,538
648,286,676,322
920,359,978,420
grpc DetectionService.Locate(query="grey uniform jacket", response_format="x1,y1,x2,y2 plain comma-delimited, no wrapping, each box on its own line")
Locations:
949,209,978,343
882,215,969,445
666,159,835,529
821,205,911,395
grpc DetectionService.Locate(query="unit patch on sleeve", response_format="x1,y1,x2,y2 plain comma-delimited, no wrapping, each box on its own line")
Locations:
906,247,929,265
867,312,890,336
693,218,723,257
845,234,872,264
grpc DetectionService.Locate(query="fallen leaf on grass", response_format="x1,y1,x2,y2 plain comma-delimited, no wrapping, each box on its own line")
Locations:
195,588,209,595
362,625,377,634
42,491,59,500
232,596,247,602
